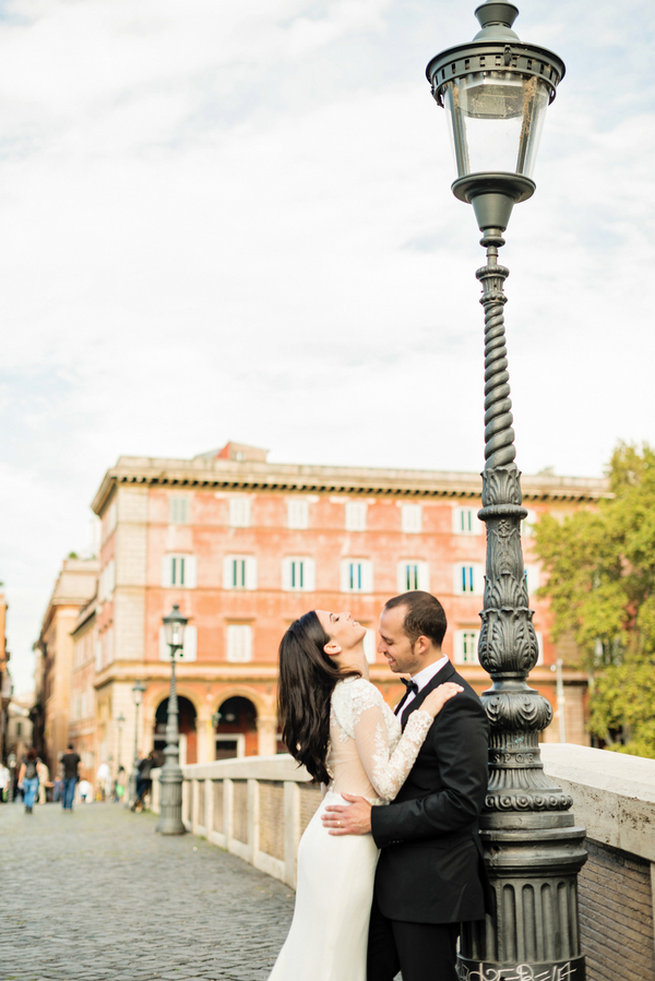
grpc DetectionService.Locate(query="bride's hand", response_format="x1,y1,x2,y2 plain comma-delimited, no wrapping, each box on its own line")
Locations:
421,682,463,718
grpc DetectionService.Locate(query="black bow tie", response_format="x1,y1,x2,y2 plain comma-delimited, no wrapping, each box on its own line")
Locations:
401,678,419,695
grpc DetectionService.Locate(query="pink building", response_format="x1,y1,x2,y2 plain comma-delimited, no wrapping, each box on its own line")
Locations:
84,442,606,769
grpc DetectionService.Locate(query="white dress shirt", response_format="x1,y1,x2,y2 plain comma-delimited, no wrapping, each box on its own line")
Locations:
401,654,449,712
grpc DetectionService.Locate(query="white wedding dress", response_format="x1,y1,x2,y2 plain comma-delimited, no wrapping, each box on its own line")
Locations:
268,676,433,981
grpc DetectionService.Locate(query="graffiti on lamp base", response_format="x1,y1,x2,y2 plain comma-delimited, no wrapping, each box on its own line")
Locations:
459,962,576,981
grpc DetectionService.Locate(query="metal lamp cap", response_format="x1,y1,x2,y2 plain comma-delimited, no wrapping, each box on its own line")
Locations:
473,1,520,42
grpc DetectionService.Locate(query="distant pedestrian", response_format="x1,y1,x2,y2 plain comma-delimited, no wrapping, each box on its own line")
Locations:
52,775,64,802
0,762,9,803
96,761,111,801
132,750,157,811
78,779,93,803
36,758,50,804
60,744,81,811
18,749,39,814
113,765,127,802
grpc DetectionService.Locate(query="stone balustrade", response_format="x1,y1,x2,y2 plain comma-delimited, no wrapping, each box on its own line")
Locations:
150,746,655,980
152,755,319,887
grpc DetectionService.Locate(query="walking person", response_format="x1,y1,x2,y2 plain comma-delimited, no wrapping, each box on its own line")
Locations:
132,750,157,811
322,591,489,981
113,765,127,802
60,743,81,811
0,760,9,803
36,757,50,805
96,760,111,801
17,748,40,814
267,608,462,981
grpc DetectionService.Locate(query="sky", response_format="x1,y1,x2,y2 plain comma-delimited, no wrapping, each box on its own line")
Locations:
1,0,654,694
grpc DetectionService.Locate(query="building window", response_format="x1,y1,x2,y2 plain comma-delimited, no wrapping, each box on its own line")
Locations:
162,554,197,588
397,561,429,592
159,624,197,662
454,630,479,665
170,496,190,524
223,556,257,590
454,506,479,535
102,502,117,544
229,496,251,528
227,624,252,663
282,557,316,592
287,499,309,529
99,559,115,602
341,559,373,593
345,501,367,531
401,503,422,533
455,564,483,594
98,627,113,671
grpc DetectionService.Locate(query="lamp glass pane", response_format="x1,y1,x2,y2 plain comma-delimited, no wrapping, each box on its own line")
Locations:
443,71,550,179
163,614,186,649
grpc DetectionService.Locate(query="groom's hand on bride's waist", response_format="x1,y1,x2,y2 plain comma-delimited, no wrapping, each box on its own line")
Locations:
322,794,372,835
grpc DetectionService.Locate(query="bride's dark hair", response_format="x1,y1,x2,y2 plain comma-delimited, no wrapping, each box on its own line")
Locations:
278,611,360,785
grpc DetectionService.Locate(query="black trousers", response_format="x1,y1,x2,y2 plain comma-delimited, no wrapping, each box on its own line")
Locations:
367,896,459,981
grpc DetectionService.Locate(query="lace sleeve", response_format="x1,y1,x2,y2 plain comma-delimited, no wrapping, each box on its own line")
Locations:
348,683,434,802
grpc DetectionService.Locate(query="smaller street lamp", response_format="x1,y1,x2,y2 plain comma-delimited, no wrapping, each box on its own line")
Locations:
211,710,222,760
155,604,188,835
7,751,16,803
116,713,126,772
128,679,147,807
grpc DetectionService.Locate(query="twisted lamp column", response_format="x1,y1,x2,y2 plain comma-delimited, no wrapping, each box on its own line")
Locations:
458,227,587,979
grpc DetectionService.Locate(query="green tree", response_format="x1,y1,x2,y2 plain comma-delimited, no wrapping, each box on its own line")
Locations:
535,442,655,758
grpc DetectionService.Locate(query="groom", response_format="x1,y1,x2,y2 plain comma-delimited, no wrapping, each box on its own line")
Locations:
322,591,489,981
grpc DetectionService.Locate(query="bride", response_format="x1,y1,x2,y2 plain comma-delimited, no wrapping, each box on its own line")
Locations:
268,609,461,981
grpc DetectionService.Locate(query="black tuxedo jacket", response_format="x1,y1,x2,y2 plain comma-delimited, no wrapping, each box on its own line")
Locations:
370,661,489,924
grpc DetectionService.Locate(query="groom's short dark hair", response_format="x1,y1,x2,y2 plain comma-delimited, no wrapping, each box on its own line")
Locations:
384,591,447,648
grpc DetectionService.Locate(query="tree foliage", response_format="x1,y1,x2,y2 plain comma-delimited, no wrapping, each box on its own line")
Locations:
535,442,655,758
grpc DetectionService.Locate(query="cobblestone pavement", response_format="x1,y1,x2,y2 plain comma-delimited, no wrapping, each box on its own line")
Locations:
0,800,296,981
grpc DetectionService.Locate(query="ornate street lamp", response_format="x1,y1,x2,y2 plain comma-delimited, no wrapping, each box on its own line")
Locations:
156,604,188,835
128,679,147,807
427,4,586,978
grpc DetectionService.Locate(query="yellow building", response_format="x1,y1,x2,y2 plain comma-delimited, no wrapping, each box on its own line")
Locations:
34,557,99,775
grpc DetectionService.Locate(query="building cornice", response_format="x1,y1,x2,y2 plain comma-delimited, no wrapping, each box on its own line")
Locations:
94,662,280,689
71,597,98,637
91,454,609,515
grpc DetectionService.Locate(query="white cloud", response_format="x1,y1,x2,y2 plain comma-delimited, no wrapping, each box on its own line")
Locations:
1,0,654,691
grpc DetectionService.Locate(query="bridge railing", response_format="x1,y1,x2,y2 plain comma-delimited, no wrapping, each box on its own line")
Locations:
150,746,655,981
152,755,320,887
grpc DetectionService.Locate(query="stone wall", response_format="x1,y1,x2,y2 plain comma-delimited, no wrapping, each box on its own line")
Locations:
578,841,653,980
541,744,655,981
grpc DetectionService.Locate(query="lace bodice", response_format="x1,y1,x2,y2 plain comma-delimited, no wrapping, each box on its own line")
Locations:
325,677,433,804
